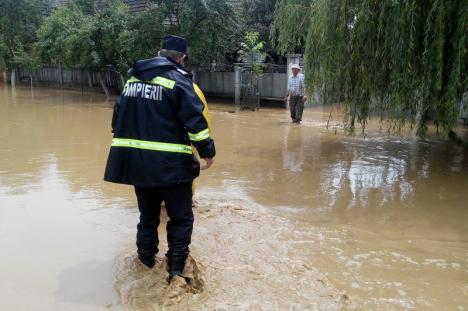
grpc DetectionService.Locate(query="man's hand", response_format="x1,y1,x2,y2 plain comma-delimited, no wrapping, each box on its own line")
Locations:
302,95,308,103
201,158,214,170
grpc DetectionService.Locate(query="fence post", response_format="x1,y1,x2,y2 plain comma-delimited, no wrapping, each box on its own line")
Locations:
234,65,241,106
192,70,198,84
97,71,110,97
10,68,16,88
87,71,93,87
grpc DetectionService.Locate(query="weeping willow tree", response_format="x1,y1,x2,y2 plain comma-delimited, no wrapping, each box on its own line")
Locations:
273,0,467,140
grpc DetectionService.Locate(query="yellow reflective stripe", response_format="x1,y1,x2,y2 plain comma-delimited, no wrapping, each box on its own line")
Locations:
111,138,192,154
127,77,141,83
193,83,212,129
188,128,210,141
150,76,176,89
123,77,139,91
123,76,176,90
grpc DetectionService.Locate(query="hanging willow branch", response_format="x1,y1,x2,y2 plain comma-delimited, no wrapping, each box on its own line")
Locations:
273,0,467,138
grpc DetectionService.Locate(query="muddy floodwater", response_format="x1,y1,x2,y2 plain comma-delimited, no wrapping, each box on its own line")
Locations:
0,86,467,310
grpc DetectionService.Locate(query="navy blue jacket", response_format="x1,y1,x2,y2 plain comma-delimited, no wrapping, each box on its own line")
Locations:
104,57,216,187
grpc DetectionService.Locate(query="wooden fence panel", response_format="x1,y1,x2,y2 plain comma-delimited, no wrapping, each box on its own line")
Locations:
16,65,121,91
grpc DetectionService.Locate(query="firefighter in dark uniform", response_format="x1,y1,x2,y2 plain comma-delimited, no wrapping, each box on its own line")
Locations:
104,35,216,279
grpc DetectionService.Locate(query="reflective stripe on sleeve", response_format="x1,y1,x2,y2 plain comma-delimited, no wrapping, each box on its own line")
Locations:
188,128,210,142
111,138,192,154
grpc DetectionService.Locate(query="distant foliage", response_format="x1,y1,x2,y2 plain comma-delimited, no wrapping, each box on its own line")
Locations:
241,0,279,62
239,31,265,77
271,0,309,55
12,45,40,71
149,0,239,67
273,0,468,137
8,0,238,75
117,8,166,68
0,0,51,70
36,0,129,74
0,40,7,70
36,5,78,67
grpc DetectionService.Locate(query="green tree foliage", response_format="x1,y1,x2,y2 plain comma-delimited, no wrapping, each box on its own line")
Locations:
37,0,238,72
37,0,128,72
273,0,467,138
36,6,75,66
117,8,166,68
5,0,246,93
36,0,129,94
12,45,40,86
239,32,265,77
271,0,309,55
0,37,9,71
0,0,50,71
63,0,129,73
241,0,279,62
150,0,238,67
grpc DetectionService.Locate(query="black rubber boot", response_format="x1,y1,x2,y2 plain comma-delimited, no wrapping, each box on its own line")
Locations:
167,255,187,279
138,252,156,269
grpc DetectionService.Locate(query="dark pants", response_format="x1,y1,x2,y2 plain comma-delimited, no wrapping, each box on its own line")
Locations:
290,95,304,122
134,182,194,259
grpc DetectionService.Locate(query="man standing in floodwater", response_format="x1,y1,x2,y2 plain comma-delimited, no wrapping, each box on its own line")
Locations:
284,64,307,124
104,35,216,280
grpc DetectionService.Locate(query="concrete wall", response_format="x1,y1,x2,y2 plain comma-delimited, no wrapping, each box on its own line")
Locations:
257,73,287,99
196,71,236,97
196,71,287,99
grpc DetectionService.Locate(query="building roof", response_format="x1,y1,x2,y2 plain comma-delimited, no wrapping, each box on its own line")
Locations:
122,0,149,14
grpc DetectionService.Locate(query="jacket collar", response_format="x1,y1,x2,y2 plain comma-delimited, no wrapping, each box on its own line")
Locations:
128,56,192,81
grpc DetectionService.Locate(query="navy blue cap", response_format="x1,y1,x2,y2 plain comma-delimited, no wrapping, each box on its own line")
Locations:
161,35,187,55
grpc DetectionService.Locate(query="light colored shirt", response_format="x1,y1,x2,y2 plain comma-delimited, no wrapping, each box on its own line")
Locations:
288,73,305,96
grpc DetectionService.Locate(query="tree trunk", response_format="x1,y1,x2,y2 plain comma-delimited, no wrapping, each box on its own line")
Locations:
192,70,197,84
10,68,16,88
2,71,6,84
87,71,93,87
98,71,110,97
119,74,126,92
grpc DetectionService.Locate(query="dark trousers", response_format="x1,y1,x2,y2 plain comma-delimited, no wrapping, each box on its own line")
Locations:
134,182,194,258
290,95,304,122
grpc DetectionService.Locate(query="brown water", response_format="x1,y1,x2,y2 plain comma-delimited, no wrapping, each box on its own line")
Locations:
0,86,467,310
